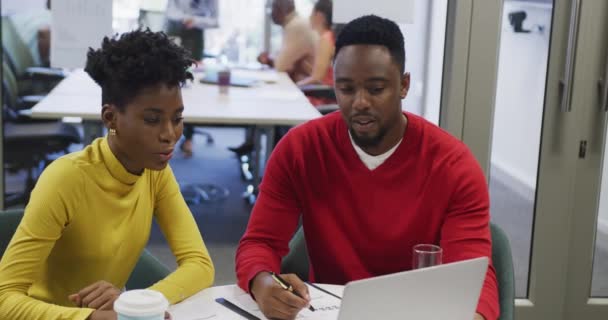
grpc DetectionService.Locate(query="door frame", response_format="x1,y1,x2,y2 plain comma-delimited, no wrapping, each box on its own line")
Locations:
563,0,608,317
443,0,588,319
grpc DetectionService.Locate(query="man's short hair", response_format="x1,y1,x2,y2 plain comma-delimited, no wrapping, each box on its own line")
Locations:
274,0,295,12
335,15,405,74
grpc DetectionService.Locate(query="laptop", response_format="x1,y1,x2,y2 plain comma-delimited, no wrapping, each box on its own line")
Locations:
337,257,488,320
199,72,258,87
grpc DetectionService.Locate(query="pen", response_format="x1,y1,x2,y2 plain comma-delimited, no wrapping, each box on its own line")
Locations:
270,272,316,312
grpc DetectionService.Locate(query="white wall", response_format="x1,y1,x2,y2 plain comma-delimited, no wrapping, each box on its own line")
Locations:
424,0,447,125
399,0,429,118
490,1,552,192
1,0,46,15
400,0,446,125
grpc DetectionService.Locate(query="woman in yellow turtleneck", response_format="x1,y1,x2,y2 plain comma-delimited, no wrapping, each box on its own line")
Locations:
0,29,214,320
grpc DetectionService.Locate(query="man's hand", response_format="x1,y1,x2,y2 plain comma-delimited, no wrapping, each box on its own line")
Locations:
250,272,310,320
257,52,271,66
183,18,195,29
69,280,122,310
474,312,486,320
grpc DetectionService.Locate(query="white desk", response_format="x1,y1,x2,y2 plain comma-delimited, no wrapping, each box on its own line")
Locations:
31,69,321,196
168,284,344,320
31,69,320,126
32,70,321,140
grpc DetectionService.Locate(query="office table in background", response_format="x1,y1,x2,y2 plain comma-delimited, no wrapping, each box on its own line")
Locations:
30,69,321,200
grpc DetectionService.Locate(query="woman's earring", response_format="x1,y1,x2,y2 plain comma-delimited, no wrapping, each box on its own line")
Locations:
109,128,117,136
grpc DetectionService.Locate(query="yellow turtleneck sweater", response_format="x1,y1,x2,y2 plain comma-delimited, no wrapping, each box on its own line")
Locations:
0,138,214,320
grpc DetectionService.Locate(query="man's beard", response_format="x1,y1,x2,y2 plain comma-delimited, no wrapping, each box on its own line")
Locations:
349,125,388,149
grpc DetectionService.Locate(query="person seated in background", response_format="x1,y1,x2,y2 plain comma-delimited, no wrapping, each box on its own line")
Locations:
297,0,336,106
235,15,498,320
257,0,316,82
0,29,215,320
229,0,317,155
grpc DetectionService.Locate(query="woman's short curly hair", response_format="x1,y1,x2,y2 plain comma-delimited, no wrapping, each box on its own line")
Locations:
85,29,194,110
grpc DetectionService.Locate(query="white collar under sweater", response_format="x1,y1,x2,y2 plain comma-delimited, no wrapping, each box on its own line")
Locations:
349,132,403,170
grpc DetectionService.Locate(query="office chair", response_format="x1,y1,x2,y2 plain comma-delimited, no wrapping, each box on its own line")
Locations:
299,84,339,115
126,249,172,290
281,223,516,320
0,209,24,257
2,61,45,115
296,22,345,116
0,209,171,289
281,226,310,281
3,62,82,207
1,16,66,95
490,223,515,320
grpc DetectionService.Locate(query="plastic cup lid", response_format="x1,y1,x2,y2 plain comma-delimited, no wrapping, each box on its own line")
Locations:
113,289,169,317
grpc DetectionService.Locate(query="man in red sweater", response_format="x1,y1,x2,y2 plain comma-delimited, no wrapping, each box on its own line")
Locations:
236,15,499,320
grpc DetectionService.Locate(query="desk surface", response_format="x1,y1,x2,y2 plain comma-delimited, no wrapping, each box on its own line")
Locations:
168,284,343,320
31,69,321,126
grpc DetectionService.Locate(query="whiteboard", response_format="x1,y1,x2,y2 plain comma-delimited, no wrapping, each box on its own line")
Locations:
333,0,414,24
51,0,113,69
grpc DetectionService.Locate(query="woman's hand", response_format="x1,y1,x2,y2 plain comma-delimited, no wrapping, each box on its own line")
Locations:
87,310,117,320
69,280,122,310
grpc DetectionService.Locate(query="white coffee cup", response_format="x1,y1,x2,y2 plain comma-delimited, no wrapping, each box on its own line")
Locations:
114,289,169,320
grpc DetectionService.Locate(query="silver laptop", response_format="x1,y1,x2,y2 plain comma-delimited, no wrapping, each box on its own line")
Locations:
337,257,488,320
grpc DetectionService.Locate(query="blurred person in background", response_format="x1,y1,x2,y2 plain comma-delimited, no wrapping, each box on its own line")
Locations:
256,0,316,82
230,0,316,155
297,0,336,106
165,0,219,156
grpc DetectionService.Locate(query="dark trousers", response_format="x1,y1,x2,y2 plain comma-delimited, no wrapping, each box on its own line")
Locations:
167,21,203,140
184,124,194,140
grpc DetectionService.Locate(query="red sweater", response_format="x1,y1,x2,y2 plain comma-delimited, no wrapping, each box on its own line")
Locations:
236,112,499,320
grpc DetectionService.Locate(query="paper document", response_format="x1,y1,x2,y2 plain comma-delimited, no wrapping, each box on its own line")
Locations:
169,299,218,320
230,284,342,320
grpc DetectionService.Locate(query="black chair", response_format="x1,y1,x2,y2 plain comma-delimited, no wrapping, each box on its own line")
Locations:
2,61,45,117
3,62,82,207
1,16,66,95
0,209,24,257
299,84,339,115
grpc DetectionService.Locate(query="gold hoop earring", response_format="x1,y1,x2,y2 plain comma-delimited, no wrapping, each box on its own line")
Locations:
109,128,117,136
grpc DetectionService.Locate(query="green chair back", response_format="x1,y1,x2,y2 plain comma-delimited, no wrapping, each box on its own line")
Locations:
125,249,171,290
0,209,26,258
0,209,170,289
281,226,309,281
2,60,21,110
1,16,37,78
490,223,515,320
281,223,516,319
